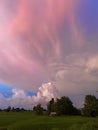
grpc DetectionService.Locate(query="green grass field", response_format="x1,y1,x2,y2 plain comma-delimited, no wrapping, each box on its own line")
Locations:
0,112,98,130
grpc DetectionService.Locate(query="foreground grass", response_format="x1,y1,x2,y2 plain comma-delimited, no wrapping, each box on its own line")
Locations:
0,112,98,130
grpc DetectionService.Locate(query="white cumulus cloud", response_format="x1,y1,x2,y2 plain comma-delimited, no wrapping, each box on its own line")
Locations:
0,82,59,109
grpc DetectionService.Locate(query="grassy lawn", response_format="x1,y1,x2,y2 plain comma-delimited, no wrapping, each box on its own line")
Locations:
0,112,98,130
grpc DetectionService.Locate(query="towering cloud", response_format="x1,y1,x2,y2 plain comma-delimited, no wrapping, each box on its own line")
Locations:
0,82,59,109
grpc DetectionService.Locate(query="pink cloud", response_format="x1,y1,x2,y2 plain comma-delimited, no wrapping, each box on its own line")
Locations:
10,0,82,55
0,0,89,93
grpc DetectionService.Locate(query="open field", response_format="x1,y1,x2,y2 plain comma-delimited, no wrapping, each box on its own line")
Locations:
0,112,98,130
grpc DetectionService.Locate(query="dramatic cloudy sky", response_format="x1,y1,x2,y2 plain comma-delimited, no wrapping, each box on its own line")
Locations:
0,0,98,109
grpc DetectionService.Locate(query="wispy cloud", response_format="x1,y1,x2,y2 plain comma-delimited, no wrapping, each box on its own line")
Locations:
0,0,98,97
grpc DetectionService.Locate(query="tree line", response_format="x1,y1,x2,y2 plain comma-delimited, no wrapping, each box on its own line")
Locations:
0,106,26,112
0,94,98,117
33,95,98,117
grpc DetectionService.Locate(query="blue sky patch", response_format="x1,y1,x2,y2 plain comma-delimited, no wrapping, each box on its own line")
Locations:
0,83,37,98
0,83,13,98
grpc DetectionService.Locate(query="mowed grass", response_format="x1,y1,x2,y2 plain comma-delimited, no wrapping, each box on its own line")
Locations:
0,112,98,130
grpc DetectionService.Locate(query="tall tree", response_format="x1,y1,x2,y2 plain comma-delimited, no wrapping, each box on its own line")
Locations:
5,106,11,112
47,98,55,114
33,104,43,115
82,95,98,117
47,96,79,115
55,96,75,115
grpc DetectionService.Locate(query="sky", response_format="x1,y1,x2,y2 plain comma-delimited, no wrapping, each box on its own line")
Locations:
0,0,98,109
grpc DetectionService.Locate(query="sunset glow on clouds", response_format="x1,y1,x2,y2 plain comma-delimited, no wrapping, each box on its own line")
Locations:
0,0,98,108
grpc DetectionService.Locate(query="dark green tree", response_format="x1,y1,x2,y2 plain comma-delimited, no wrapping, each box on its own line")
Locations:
47,96,79,115
82,95,98,117
33,104,43,115
55,96,75,115
6,106,11,112
47,98,55,114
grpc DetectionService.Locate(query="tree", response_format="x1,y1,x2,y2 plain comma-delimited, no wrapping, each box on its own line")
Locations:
47,98,55,114
82,95,98,117
47,96,79,115
15,108,21,112
33,104,43,115
5,106,11,112
55,96,75,115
